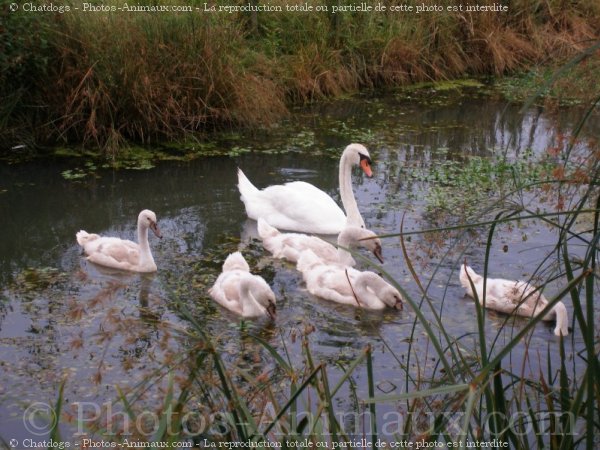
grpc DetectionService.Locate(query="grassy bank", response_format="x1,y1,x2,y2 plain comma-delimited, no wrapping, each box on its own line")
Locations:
1,0,599,154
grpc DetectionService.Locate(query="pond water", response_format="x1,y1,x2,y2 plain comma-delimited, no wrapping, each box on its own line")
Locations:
0,86,598,442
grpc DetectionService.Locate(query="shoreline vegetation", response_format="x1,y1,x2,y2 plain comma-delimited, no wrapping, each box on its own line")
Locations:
1,0,600,156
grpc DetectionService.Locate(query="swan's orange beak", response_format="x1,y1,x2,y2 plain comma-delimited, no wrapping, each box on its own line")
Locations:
360,157,373,177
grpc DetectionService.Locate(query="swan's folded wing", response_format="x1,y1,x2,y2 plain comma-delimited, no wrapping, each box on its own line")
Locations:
512,282,549,317
308,285,354,306
275,234,337,263
260,182,346,233
301,236,338,262
209,272,243,315
471,281,507,312
83,238,139,267
303,266,349,303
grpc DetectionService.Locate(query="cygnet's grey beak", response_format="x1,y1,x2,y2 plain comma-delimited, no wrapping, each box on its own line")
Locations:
394,295,403,310
267,301,277,320
373,244,384,264
150,221,162,239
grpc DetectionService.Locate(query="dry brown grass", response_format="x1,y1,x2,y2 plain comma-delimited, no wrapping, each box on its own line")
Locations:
41,11,288,150
2,0,599,152
285,44,359,102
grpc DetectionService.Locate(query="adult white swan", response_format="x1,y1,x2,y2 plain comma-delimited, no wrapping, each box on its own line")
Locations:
257,217,383,267
459,264,569,336
296,250,403,310
209,252,277,319
76,209,162,273
237,143,373,234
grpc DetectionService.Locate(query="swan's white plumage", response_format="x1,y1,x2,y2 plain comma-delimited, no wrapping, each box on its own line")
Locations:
76,209,161,273
209,252,276,319
257,218,383,267
238,143,372,234
459,264,569,336
296,250,403,310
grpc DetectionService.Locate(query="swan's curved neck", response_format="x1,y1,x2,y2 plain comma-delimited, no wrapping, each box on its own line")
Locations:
336,247,355,266
339,152,364,228
137,222,154,268
552,302,569,336
352,272,384,308
336,231,356,266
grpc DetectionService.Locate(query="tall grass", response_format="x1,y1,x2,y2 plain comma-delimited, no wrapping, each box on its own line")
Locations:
1,0,599,153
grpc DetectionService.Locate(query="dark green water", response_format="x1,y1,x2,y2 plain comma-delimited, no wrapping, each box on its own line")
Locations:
0,87,597,442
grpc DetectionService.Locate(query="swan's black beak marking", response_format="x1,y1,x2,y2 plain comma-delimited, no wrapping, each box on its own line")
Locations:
359,154,373,177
